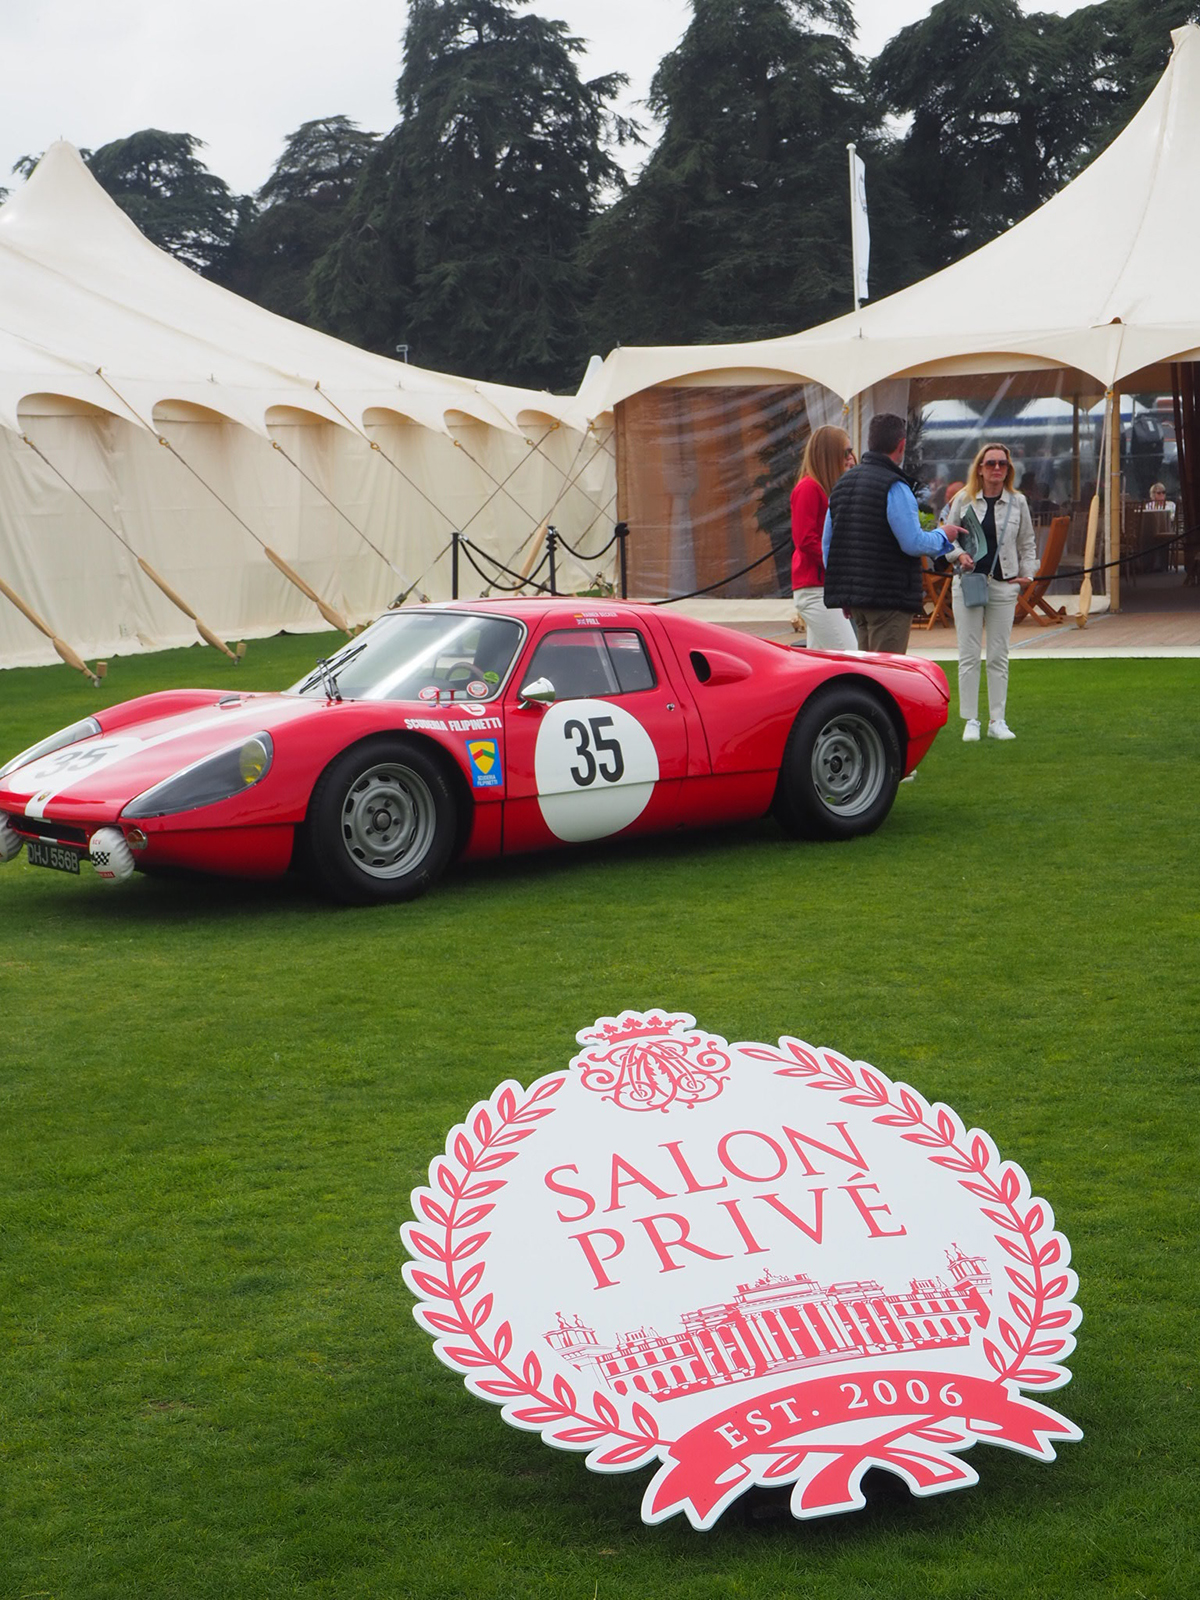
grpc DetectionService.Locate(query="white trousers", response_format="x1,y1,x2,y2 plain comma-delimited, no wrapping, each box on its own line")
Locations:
952,575,1020,723
793,587,859,651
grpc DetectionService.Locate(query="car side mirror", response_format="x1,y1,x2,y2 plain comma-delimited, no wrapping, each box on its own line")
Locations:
519,676,556,706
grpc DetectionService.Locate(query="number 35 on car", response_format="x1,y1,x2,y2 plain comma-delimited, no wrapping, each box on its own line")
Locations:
0,600,949,903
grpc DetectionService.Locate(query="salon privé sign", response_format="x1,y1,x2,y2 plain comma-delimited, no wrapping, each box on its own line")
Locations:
402,1012,1081,1529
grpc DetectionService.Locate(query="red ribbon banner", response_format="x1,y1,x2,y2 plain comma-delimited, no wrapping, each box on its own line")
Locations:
647,1369,1080,1522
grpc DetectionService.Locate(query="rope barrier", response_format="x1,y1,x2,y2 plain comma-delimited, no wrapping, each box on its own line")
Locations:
457,538,555,594
555,528,620,561
651,539,791,605
490,432,612,588
647,520,1200,610
1051,526,1193,582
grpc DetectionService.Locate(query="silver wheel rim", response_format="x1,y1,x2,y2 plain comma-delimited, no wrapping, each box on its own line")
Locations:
337,762,437,879
810,713,887,817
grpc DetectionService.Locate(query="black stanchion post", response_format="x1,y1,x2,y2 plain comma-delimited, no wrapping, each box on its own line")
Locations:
546,525,558,596
451,530,460,599
615,521,629,598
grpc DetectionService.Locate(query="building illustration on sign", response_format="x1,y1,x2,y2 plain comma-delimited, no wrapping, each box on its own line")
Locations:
545,1245,992,1402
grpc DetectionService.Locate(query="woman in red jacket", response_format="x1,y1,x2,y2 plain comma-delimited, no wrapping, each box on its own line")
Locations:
791,425,858,650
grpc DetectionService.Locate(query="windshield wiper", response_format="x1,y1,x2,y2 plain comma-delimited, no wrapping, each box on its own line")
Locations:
298,641,368,700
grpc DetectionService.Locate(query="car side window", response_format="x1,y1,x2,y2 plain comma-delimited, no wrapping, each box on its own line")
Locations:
603,630,656,693
524,631,619,699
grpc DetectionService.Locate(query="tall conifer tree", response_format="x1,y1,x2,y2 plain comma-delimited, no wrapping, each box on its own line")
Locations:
226,118,379,319
584,0,883,348
311,0,632,388
873,0,1200,278
84,131,241,278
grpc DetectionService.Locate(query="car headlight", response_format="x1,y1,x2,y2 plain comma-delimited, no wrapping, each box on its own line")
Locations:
122,733,274,819
0,716,102,782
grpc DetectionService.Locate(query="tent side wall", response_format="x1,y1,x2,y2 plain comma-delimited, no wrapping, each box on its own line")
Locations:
0,404,619,669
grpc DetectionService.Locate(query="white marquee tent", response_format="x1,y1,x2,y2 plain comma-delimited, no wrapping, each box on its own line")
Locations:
576,23,1200,411
569,25,1200,603
0,142,617,671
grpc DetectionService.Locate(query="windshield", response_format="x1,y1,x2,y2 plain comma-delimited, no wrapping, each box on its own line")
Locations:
288,611,524,703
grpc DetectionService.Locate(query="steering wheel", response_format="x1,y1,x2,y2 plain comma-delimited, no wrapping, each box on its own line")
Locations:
444,663,486,692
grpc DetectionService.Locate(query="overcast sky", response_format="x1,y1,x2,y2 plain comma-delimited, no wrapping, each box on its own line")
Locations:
2,0,1092,198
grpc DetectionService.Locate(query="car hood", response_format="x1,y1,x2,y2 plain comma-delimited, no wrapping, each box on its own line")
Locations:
0,692,323,817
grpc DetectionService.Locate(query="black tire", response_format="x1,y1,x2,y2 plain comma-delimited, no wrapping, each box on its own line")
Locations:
306,737,459,904
774,685,902,841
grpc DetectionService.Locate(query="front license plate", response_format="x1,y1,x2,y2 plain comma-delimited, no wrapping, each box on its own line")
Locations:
27,838,82,874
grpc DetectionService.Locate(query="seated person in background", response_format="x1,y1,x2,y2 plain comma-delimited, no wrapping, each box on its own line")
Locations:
937,481,965,527
1146,482,1176,514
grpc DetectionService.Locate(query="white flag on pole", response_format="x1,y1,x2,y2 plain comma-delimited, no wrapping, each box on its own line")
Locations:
849,147,870,304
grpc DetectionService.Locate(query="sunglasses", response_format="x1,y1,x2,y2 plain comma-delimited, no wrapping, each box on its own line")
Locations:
982,457,1009,469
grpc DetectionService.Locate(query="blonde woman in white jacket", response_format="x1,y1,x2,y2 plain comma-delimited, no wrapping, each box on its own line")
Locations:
944,443,1038,741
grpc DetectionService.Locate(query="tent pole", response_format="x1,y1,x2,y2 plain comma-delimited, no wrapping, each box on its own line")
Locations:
1076,388,1112,628
159,438,351,635
1109,389,1122,613
1071,397,1081,501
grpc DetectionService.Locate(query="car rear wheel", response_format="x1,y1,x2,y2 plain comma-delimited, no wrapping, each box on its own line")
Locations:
307,737,458,904
774,685,902,840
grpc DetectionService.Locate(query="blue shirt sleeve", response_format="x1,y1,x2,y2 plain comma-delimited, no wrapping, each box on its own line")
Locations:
821,509,833,567
887,481,955,558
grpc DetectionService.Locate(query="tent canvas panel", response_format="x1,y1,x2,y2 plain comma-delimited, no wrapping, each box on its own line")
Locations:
616,386,806,601
0,141,620,670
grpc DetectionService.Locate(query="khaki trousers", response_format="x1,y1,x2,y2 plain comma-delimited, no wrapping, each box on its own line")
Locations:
849,607,913,655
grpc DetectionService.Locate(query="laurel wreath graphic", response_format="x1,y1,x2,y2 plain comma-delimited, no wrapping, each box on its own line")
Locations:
402,1076,662,1471
402,1037,1078,1518
743,1039,1077,1390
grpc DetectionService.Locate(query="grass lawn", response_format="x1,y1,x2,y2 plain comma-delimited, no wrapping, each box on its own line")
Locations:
1,637,1197,1599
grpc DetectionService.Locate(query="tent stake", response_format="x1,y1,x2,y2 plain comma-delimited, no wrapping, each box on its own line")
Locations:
0,576,102,683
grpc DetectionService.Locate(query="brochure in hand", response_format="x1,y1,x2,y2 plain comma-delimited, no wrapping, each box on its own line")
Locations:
959,506,989,563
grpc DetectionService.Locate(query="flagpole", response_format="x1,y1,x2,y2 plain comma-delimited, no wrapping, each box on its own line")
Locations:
848,142,862,315
847,143,862,456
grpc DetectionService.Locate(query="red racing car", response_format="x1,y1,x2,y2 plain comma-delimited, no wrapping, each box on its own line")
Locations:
0,600,948,903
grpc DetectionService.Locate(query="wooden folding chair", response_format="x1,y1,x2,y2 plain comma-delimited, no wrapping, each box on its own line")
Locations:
912,559,954,629
1014,515,1070,625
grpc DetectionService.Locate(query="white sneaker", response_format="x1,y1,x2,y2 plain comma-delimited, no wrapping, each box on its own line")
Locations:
962,719,981,742
988,720,1016,741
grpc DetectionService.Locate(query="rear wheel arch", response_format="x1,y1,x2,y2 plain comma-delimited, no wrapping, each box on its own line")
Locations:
773,678,906,841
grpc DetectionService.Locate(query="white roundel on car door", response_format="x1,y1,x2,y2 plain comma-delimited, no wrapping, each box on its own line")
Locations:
534,699,659,842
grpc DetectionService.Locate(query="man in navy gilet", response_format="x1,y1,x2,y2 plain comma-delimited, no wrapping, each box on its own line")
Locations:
821,412,973,654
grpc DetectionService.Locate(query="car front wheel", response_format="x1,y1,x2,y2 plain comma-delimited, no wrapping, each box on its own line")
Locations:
775,685,902,840
307,737,458,903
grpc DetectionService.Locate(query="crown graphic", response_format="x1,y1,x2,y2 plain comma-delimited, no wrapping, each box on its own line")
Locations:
573,1010,730,1113
576,1010,696,1047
